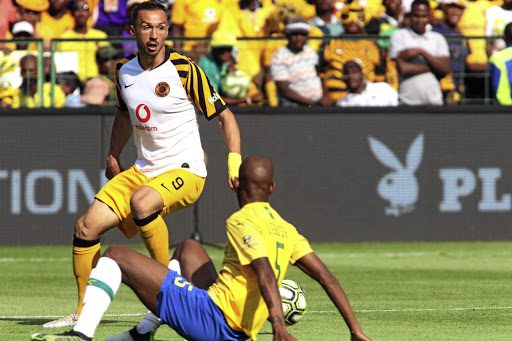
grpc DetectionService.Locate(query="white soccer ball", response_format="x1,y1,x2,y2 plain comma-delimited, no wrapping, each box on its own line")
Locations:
279,279,307,326
221,70,250,98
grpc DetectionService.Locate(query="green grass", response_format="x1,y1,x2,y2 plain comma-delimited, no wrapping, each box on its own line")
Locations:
1,242,512,340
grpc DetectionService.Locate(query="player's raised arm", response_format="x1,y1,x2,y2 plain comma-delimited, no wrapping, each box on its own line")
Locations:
250,257,297,341
216,107,242,190
294,253,372,341
105,109,132,180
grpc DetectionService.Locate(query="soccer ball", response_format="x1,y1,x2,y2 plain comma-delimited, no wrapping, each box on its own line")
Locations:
279,279,307,325
221,70,250,98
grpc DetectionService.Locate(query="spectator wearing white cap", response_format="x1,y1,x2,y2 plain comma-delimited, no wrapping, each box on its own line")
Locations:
10,21,35,51
15,0,56,50
270,16,332,107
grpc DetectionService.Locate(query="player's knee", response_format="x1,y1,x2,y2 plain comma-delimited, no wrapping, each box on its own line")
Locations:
74,214,102,240
174,238,204,262
102,244,125,261
130,188,163,219
130,194,155,219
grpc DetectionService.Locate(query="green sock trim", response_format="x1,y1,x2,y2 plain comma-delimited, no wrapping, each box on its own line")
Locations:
87,278,115,301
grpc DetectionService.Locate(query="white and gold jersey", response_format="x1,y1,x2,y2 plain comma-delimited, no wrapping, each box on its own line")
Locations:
115,46,227,178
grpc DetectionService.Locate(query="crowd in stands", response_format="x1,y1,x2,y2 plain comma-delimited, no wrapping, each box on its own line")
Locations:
0,0,511,108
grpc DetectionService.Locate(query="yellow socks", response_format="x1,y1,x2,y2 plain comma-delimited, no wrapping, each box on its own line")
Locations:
135,213,169,266
72,236,101,314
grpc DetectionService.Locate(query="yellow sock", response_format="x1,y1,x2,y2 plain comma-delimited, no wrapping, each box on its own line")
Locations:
137,214,169,266
72,240,101,314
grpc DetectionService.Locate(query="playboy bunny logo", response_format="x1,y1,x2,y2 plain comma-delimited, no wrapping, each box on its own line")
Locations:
368,134,424,216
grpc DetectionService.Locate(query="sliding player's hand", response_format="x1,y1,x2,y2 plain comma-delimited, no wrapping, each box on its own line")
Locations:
105,155,124,180
273,329,297,341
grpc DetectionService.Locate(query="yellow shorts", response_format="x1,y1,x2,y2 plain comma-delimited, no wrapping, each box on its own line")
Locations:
95,166,205,239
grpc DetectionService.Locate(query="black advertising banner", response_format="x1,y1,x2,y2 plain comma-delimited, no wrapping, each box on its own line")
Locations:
1,106,512,245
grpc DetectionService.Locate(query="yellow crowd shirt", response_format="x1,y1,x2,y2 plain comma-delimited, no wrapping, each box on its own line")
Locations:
207,202,313,340
171,0,226,50
40,11,75,38
12,82,66,108
57,28,109,81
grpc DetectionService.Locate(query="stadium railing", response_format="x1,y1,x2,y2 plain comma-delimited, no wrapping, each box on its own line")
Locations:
0,35,499,108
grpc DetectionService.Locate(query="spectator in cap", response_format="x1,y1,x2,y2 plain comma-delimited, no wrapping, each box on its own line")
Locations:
41,0,75,38
198,30,264,106
57,0,109,81
336,59,398,106
198,31,238,92
15,0,56,51
489,22,512,105
270,16,332,107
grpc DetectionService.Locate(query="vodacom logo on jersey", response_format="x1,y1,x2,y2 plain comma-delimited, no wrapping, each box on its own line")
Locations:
136,104,151,122
134,104,157,132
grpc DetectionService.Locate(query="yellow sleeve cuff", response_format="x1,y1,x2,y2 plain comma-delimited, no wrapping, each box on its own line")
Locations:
228,152,242,181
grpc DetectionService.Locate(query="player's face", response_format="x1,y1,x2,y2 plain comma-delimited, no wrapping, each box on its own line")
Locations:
132,9,168,58
410,4,430,34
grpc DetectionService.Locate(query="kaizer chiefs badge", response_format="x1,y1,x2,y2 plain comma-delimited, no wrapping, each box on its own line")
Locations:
155,82,170,97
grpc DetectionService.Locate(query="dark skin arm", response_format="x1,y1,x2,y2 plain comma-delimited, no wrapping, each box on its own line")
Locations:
395,48,451,76
251,257,297,341
105,109,132,179
295,253,372,341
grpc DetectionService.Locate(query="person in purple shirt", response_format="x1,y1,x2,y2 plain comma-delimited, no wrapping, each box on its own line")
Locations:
94,0,130,37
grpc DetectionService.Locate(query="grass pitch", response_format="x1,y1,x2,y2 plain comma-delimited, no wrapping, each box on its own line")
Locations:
1,241,511,340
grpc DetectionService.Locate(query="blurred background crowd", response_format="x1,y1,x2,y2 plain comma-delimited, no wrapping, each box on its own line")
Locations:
0,0,511,108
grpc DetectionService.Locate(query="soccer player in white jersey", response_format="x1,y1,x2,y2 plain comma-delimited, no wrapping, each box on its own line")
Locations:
42,1,242,328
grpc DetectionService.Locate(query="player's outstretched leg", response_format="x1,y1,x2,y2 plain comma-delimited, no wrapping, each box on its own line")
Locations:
43,199,120,328
33,245,168,341
105,239,217,341
105,258,182,341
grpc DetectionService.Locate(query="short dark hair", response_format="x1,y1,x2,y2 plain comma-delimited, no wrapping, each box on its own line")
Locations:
411,0,430,10
132,1,167,23
504,22,512,43
56,71,81,93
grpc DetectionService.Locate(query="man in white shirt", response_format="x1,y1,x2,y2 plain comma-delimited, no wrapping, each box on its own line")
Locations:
336,59,398,107
389,0,451,105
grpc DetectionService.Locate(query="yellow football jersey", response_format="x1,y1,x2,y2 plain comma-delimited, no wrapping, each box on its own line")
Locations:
207,202,313,340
